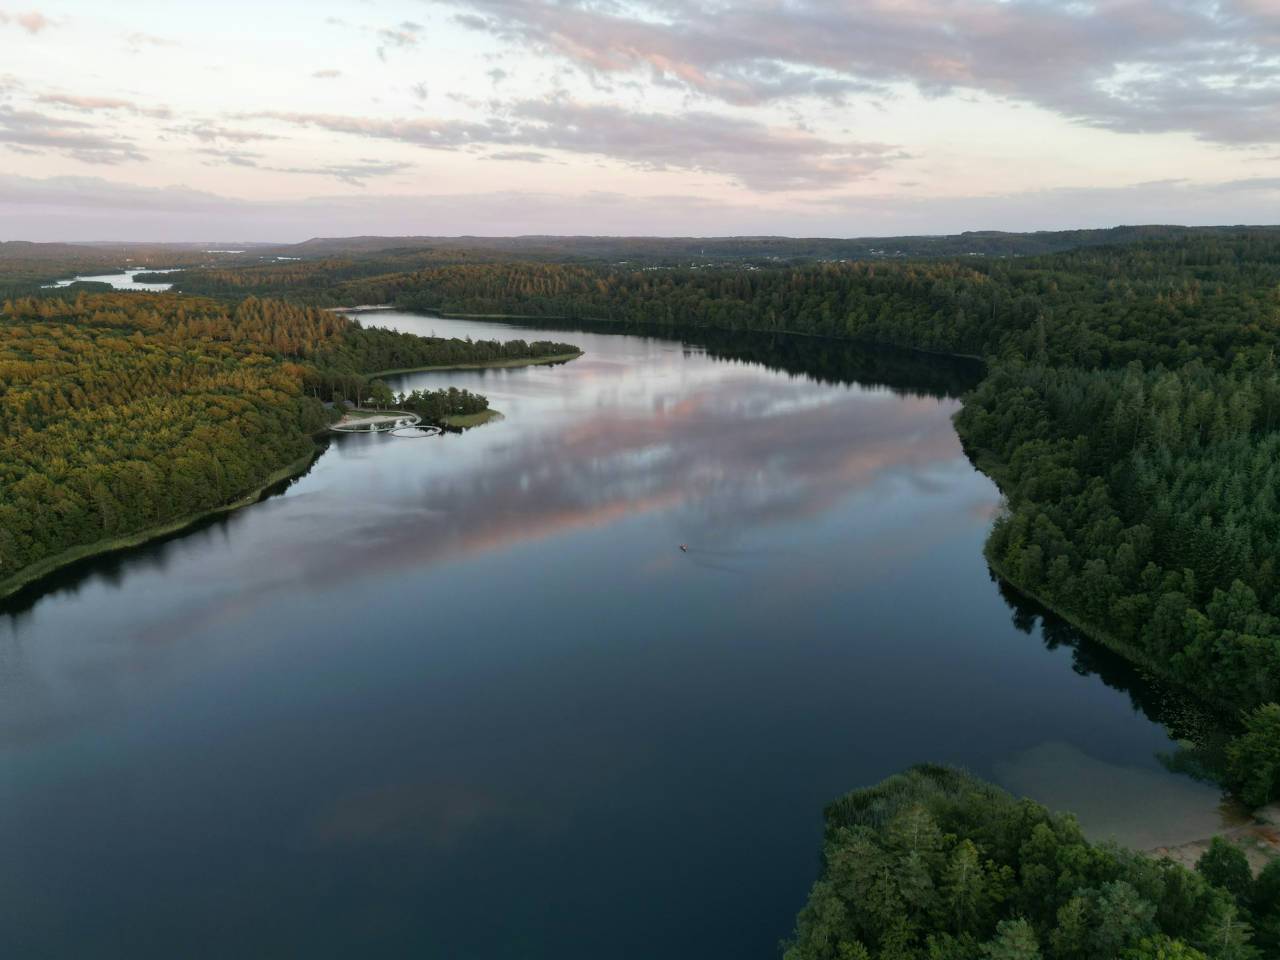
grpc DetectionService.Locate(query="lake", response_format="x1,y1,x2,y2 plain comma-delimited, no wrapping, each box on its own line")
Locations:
0,302,1229,958
44,268,174,291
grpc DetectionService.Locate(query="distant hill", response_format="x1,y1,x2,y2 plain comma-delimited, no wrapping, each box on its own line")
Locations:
266,225,1280,265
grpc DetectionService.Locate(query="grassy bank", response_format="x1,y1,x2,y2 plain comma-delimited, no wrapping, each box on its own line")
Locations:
0,448,321,602
443,408,503,428
367,350,582,378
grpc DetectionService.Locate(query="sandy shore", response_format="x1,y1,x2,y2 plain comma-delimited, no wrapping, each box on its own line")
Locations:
995,740,1280,875
1151,804,1280,875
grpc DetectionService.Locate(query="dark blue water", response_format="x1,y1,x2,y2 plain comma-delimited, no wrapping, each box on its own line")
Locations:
0,314,1222,958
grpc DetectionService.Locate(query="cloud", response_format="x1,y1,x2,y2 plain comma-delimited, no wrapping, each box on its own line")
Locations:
312,69,343,79
180,124,281,144
245,100,898,190
262,160,414,185
0,107,146,164
505,99,897,189
198,147,262,167
488,150,550,162
37,93,171,119
125,31,176,49
0,10,53,33
445,0,1280,142
377,21,423,60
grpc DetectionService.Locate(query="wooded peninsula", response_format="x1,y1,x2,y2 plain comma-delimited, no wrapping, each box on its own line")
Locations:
0,289,579,599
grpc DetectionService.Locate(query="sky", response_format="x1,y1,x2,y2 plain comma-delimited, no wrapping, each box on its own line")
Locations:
1,0,1278,241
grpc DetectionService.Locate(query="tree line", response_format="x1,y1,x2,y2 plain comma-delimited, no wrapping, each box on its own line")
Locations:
384,385,489,423
786,765,1277,959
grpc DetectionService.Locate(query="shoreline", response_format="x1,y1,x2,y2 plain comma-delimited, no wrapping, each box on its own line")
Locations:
443,408,503,428
416,310,989,362
983,551,1238,718
980,520,1278,855
1148,803,1280,876
0,448,321,603
0,349,581,605
367,351,583,378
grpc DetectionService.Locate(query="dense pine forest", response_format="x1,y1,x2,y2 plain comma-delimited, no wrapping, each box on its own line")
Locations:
177,233,1280,804
0,290,578,598
785,765,1277,959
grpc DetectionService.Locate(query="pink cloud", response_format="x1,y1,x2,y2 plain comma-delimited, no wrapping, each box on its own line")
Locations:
0,10,53,33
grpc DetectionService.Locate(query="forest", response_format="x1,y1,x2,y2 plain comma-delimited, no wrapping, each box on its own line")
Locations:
0,291,578,598
391,385,490,423
56,225,1278,306
6,231,1280,795
6,233,1280,958
199,233,1280,804
132,225,1280,280
0,241,219,303
785,765,1277,959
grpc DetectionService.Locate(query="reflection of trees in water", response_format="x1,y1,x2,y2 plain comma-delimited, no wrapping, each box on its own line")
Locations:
0,452,323,621
689,329,984,399
993,568,1236,784
449,315,985,399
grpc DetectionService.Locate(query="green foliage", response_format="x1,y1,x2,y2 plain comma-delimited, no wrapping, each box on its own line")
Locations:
1224,705,1280,806
367,378,395,408
0,291,569,595
1248,860,1280,954
1121,935,1209,959
396,386,489,424
786,767,1257,960
0,293,334,586
314,323,579,377
1196,838,1254,904
981,918,1041,959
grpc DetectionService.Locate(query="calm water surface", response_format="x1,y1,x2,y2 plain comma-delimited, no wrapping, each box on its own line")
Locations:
0,309,1225,958
46,268,174,291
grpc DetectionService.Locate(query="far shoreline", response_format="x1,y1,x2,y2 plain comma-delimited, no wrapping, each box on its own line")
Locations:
367,351,583,378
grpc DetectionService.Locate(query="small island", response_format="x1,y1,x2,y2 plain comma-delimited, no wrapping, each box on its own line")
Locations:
329,385,502,433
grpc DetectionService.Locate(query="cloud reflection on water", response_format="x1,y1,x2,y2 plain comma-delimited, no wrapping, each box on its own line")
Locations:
0,333,986,747
286,374,968,592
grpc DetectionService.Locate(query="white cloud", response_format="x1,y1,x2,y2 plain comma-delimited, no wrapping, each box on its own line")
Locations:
244,100,899,190
445,0,1280,143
